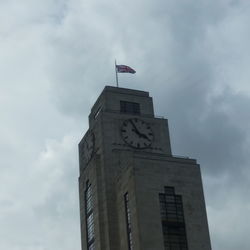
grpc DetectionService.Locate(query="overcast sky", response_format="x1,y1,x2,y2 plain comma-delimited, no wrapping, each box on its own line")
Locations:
1,0,250,249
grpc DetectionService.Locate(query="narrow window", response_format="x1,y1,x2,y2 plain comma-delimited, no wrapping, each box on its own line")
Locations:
159,187,188,250
85,181,95,250
120,101,140,115
94,106,102,119
124,193,133,250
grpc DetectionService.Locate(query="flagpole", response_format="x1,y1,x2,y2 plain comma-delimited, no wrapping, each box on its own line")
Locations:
115,60,119,87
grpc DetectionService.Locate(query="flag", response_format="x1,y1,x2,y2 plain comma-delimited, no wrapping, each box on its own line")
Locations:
116,65,136,74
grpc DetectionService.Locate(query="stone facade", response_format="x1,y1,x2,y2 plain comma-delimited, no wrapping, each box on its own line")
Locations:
78,86,212,250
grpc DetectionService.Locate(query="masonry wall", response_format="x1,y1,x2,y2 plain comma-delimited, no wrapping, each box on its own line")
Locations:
78,86,211,250
135,154,211,250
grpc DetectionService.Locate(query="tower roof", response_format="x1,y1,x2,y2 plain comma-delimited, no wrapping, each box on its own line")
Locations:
89,86,154,126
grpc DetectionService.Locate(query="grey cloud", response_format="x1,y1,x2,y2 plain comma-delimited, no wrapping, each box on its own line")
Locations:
1,0,250,250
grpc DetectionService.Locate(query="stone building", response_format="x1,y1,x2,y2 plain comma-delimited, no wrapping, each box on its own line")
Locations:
78,86,212,250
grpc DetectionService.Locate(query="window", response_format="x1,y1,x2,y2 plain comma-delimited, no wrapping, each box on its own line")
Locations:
85,181,95,250
159,187,188,250
124,193,133,250
94,106,102,119
120,101,140,115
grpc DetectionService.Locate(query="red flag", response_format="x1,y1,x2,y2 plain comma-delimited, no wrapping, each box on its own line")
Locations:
116,65,136,74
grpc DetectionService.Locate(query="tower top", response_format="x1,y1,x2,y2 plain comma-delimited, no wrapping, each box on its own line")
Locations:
89,86,155,126
102,86,149,96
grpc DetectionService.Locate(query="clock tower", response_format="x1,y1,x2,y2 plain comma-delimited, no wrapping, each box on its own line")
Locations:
78,86,212,250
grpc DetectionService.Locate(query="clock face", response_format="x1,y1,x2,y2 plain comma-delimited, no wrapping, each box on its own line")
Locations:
83,132,95,164
121,118,153,149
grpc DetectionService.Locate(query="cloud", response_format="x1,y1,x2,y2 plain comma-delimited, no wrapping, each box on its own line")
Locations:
1,0,250,249
0,134,80,250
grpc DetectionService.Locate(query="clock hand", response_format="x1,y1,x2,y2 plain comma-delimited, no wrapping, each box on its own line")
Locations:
130,120,140,135
130,120,151,141
139,133,151,141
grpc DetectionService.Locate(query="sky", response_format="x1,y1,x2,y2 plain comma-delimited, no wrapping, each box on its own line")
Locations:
1,0,250,249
